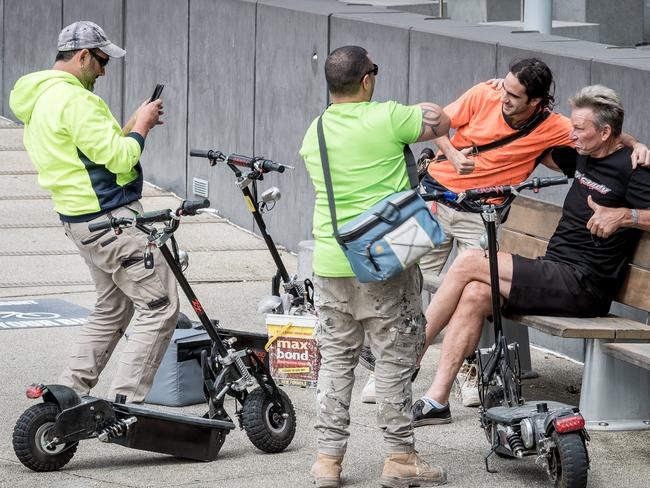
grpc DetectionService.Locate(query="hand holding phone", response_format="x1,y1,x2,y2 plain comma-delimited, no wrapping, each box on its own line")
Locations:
150,84,164,103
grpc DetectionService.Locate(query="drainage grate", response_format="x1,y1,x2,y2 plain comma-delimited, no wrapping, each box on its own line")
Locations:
192,177,209,198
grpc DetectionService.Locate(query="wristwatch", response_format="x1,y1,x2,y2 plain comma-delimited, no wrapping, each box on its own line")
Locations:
631,208,639,226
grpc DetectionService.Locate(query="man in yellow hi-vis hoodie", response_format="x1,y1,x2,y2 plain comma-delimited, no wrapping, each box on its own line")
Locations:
10,21,179,403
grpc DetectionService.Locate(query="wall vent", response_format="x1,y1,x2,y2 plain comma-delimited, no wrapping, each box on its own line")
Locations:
192,177,209,198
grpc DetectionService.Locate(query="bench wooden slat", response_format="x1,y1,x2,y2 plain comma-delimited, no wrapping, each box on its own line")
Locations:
631,233,650,270
603,343,650,371
615,265,650,310
506,314,650,340
499,229,547,258
503,196,562,240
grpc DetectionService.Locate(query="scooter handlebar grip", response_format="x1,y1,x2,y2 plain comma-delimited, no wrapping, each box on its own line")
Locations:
189,149,213,158
538,176,569,187
88,219,113,232
136,209,173,224
261,160,285,173
180,199,211,215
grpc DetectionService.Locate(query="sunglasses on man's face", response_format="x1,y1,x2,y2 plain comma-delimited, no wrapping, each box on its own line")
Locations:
88,49,109,67
360,63,379,82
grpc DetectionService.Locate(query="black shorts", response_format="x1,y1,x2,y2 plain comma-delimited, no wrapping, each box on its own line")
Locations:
502,255,610,317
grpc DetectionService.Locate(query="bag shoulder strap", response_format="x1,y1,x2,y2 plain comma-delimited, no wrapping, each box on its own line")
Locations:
436,110,550,162
317,114,344,245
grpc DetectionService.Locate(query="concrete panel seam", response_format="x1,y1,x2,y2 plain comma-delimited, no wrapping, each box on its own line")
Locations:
253,1,258,155
184,0,190,199
121,0,126,126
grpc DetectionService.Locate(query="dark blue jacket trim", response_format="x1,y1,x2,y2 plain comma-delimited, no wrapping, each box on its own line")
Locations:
127,132,145,151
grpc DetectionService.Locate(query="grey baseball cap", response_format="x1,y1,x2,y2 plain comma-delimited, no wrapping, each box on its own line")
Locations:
57,21,126,58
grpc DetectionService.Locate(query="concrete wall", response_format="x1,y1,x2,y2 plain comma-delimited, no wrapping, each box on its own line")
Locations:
62,0,124,122
3,0,650,245
553,0,644,46
646,1,650,43
2,0,62,118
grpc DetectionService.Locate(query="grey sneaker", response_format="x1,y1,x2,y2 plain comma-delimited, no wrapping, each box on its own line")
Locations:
454,361,480,407
412,399,452,427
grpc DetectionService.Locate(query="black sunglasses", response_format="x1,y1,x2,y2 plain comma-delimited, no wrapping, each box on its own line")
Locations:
88,49,109,67
360,63,379,82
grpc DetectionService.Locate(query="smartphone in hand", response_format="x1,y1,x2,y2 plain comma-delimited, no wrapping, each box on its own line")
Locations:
150,84,164,102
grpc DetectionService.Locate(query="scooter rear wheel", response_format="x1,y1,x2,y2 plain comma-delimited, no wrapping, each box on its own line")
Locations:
548,431,588,488
13,402,78,472
242,387,296,453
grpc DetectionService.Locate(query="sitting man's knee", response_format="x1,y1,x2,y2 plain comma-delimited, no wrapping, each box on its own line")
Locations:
462,281,492,312
450,249,485,274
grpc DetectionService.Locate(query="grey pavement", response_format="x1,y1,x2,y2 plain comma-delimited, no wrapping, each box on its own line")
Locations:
1,120,648,487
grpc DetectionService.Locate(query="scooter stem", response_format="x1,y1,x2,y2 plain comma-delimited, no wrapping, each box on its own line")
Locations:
483,206,503,338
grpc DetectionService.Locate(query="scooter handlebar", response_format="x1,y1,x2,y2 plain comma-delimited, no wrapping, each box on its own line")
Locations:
180,199,211,215
136,209,173,224
88,217,133,232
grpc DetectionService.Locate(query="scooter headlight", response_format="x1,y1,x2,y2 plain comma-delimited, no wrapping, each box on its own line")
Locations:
520,418,535,448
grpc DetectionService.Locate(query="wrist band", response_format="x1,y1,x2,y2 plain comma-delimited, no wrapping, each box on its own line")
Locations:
631,208,638,226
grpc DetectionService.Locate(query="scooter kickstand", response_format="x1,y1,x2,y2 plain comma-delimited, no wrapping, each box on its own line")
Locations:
484,444,499,474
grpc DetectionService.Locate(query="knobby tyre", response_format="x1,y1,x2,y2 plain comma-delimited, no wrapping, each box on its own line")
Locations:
13,402,78,471
242,387,296,453
549,431,588,488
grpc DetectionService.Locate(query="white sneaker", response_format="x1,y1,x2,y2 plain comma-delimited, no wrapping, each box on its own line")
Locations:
361,375,376,404
454,361,480,407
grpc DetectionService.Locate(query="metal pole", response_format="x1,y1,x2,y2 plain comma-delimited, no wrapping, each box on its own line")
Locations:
438,0,444,18
523,0,552,34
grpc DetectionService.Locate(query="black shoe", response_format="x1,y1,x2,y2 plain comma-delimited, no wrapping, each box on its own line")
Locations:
412,399,452,427
359,346,376,371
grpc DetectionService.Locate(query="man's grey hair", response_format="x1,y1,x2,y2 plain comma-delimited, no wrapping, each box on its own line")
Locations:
569,85,624,137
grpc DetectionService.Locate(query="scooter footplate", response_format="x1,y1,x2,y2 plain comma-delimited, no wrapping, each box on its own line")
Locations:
111,404,235,461
485,401,576,424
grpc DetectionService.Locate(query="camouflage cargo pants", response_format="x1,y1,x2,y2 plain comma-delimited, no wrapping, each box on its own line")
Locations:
313,267,425,456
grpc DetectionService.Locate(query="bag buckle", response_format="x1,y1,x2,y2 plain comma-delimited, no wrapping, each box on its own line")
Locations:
375,201,400,224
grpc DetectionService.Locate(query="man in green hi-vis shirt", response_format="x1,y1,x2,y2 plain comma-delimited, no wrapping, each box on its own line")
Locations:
300,45,451,488
10,21,178,404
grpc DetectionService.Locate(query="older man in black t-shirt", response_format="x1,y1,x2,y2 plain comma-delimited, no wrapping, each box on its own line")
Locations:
412,85,650,426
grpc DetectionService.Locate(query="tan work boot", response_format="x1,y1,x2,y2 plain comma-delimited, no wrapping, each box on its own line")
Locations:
379,452,447,487
310,453,343,488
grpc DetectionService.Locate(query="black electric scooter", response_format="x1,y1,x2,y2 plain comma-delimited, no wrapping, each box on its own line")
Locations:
424,176,590,488
189,149,314,316
13,198,297,472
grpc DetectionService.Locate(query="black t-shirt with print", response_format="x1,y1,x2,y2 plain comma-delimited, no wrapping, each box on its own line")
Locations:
546,146,650,299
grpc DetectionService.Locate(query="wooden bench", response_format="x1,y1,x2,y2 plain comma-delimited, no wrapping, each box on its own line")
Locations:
425,195,650,431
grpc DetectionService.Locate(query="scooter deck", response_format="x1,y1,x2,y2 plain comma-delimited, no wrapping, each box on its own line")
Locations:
113,403,235,430
110,403,235,461
485,400,576,424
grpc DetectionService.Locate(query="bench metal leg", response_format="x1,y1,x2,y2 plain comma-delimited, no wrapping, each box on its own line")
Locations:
580,338,650,431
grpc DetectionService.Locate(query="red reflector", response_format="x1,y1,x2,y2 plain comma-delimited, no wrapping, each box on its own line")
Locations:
26,384,45,399
554,415,585,434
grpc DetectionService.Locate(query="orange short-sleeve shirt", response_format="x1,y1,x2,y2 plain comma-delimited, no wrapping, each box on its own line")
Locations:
428,83,573,193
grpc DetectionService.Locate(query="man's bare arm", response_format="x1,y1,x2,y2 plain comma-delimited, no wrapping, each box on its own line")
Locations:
587,195,650,237
432,135,475,174
415,103,450,142
540,150,562,172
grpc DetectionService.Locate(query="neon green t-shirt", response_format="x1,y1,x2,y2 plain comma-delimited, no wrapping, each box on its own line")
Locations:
300,101,422,277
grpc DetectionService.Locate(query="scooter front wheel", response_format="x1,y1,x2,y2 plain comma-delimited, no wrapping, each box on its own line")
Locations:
13,402,78,471
242,387,296,453
548,431,588,488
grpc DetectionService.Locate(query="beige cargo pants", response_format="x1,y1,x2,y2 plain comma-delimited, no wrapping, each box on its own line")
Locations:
314,267,425,456
418,202,485,277
59,202,179,403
